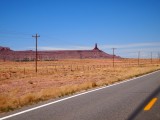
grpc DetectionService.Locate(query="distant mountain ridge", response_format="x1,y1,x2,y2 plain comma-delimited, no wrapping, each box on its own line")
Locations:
0,44,121,61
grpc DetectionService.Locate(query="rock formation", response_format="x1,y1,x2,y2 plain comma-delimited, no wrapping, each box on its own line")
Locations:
0,44,120,61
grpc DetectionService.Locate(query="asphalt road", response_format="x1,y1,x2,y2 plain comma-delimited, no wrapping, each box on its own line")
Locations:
1,70,160,120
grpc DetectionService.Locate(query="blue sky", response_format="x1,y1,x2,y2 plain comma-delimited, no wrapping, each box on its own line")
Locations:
0,0,160,58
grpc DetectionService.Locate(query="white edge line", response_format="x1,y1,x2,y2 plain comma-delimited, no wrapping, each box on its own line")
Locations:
0,70,160,120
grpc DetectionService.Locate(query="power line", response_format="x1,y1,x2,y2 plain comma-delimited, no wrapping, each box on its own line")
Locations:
138,51,140,66
0,30,32,36
32,33,40,73
0,32,33,40
112,48,116,67
158,52,160,62
151,52,152,64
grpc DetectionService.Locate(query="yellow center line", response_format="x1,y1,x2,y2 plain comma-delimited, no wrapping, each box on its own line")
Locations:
144,98,158,111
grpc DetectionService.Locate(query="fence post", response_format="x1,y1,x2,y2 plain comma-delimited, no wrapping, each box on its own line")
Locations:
77,66,78,70
9,68,11,77
46,67,48,73
55,65,57,71
24,68,25,75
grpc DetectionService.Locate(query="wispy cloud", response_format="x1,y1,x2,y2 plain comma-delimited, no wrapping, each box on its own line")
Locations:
38,46,72,50
28,46,92,51
100,42,160,49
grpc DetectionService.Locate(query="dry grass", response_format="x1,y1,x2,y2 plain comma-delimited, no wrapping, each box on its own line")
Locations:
0,59,160,113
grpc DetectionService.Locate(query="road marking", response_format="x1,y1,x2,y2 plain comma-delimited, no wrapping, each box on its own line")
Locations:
144,98,158,111
0,70,159,120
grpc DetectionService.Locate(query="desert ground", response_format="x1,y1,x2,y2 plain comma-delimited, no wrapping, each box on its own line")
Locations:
0,59,160,113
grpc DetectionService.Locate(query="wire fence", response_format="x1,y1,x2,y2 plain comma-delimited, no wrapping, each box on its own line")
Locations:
0,58,160,81
0,31,160,81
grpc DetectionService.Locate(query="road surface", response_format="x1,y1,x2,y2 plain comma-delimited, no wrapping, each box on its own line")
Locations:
1,70,160,120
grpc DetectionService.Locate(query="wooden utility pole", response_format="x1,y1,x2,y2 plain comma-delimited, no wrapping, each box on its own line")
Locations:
138,51,140,66
32,34,40,73
112,48,116,67
151,52,152,64
158,52,160,63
